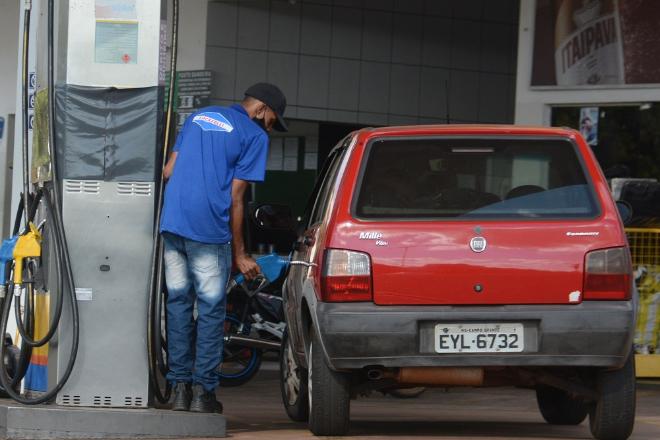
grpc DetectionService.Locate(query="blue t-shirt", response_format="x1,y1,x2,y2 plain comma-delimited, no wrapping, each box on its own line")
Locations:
160,104,268,244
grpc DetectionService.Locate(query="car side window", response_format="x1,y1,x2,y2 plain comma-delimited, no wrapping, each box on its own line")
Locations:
301,137,350,229
298,152,338,231
309,149,345,227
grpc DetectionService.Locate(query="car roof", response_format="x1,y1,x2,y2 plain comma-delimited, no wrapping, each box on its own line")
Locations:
352,124,579,139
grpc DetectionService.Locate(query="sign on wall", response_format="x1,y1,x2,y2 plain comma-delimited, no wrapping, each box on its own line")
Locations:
267,137,300,172
579,107,599,146
94,0,139,64
531,0,660,87
28,72,35,131
169,70,213,131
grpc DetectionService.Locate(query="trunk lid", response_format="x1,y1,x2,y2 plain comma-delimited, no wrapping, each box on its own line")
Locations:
358,222,601,305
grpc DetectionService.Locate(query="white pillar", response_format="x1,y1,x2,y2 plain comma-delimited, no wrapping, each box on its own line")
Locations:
172,0,208,71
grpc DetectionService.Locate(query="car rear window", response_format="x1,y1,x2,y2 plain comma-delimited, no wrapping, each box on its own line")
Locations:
354,137,600,220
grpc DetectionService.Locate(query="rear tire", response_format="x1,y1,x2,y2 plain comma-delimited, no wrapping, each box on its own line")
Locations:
536,385,588,425
589,352,636,440
308,327,350,436
279,328,309,422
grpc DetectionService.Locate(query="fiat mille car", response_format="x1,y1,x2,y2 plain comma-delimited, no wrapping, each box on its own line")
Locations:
272,126,636,439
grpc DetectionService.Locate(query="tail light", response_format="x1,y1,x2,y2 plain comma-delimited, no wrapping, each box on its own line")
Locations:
320,249,372,302
584,247,632,300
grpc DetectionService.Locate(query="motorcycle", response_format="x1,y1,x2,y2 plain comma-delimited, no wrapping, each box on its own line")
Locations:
218,253,289,386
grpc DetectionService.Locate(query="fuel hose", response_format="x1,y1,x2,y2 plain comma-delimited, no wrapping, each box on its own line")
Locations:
147,0,179,404
13,189,64,347
0,0,80,404
0,196,33,390
20,1,31,230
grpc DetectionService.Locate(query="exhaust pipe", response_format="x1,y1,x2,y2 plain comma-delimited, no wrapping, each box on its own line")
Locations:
382,367,484,386
225,335,281,350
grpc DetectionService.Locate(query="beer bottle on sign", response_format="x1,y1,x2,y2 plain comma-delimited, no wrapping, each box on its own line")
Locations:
554,0,625,86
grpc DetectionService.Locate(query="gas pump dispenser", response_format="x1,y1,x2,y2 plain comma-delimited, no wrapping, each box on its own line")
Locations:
0,0,225,437
38,0,162,409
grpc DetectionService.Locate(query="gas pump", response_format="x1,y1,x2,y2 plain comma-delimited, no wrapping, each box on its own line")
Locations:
0,0,80,405
0,0,225,437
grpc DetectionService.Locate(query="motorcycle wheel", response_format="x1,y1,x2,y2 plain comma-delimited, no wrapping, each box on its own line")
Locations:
218,314,262,387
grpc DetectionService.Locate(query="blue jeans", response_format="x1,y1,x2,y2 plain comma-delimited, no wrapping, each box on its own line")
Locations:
163,232,231,391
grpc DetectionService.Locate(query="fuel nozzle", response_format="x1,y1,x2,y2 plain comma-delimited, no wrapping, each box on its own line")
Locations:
0,236,19,298
12,223,42,288
232,252,290,286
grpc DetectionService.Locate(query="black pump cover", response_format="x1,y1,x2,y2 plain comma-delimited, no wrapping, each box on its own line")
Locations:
54,84,162,181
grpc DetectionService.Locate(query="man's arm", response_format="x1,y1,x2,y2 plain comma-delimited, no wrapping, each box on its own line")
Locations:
231,178,260,280
163,152,178,180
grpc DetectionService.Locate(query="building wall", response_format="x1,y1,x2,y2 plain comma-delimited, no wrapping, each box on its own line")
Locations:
515,0,660,125
168,0,209,71
0,0,20,237
205,0,519,126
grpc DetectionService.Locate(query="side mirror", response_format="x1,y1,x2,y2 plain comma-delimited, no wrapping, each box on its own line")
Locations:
616,200,633,226
253,204,295,232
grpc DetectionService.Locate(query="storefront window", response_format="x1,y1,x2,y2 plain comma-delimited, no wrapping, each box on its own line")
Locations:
552,104,660,179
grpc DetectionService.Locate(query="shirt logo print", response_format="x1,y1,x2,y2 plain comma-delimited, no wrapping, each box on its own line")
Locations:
192,112,234,132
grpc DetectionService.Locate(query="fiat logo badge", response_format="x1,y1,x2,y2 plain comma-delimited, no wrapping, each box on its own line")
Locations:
470,237,487,253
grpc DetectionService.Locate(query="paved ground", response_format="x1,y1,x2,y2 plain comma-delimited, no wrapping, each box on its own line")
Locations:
218,363,660,440
0,362,658,439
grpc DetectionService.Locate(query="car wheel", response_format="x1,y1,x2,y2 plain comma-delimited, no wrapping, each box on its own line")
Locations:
589,352,636,440
308,327,350,436
536,385,588,425
279,328,309,422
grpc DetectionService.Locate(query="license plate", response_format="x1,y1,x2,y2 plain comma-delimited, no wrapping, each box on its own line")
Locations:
434,323,524,353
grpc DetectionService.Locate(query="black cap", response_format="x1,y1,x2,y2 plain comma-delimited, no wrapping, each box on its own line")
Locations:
244,82,288,132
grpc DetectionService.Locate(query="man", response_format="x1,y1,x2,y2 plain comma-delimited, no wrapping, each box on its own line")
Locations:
160,83,288,413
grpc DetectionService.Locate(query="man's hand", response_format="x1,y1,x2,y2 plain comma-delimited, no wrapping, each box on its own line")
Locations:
163,152,178,180
235,253,260,280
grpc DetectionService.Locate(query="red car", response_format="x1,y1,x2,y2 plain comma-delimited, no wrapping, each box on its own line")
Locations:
268,126,636,439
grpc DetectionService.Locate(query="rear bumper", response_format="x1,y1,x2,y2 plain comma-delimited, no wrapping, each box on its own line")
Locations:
313,301,635,370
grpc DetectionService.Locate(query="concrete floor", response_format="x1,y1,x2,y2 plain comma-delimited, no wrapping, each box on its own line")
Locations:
2,362,657,439
217,363,660,440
